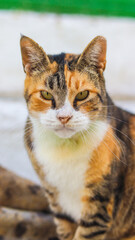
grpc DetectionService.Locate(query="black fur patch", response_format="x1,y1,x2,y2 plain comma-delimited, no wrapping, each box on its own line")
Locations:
90,193,109,203
82,230,106,239
54,213,75,223
91,213,110,223
67,55,80,71
48,77,54,90
48,53,66,90
80,220,106,228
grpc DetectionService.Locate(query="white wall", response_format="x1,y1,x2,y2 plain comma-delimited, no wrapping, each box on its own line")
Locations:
0,11,135,99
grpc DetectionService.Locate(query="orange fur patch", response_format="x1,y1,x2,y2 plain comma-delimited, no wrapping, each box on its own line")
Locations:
64,65,100,106
81,127,120,225
107,196,114,218
28,95,51,114
81,127,121,206
64,53,79,61
24,62,58,114
85,127,121,185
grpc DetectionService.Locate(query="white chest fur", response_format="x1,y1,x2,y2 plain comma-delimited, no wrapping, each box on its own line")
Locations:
42,151,90,221
32,121,108,221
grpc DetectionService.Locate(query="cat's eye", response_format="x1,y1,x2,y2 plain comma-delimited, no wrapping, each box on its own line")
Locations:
41,91,53,100
75,90,89,101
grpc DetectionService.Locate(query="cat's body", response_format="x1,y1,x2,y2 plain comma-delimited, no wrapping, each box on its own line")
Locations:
32,117,108,222
21,36,135,240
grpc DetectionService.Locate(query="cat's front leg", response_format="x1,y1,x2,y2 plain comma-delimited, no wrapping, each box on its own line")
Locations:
73,215,108,240
54,215,77,240
73,188,112,240
43,182,77,240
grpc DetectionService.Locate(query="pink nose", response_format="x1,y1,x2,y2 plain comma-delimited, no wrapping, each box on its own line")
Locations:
57,116,72,124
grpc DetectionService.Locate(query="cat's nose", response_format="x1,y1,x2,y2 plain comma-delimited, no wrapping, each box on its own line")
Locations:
57,116,72,124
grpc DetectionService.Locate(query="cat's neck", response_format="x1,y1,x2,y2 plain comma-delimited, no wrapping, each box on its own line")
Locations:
31,118,109,162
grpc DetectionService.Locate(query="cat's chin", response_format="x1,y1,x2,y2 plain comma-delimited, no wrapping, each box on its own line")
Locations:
54,127,77,139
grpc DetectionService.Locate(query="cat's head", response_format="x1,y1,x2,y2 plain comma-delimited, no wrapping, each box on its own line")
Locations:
20,35,107,139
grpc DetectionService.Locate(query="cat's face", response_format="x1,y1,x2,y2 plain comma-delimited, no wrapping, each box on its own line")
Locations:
21,36,107,138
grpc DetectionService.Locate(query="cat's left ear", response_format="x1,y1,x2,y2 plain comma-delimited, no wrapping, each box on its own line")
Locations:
20,35,51,75
77,36,107,74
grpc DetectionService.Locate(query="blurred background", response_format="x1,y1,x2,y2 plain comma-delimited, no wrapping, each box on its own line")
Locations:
0,0,135,183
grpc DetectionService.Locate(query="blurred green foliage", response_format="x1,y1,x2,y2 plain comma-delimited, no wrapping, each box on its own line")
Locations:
0,0,135,17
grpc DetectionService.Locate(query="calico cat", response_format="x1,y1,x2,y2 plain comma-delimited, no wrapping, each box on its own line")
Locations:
20,35,135,240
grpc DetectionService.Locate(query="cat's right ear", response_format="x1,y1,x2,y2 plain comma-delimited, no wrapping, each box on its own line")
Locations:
20,35,50,75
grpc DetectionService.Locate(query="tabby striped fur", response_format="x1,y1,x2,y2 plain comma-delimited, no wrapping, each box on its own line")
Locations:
20,35,135,240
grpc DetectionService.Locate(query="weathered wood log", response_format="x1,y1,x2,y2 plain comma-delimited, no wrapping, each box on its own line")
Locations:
0,166,49,211
0,207,57,240
0,166,58,239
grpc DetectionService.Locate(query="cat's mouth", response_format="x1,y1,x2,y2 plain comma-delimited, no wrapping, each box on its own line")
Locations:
54,126,74,131
54,126,76,138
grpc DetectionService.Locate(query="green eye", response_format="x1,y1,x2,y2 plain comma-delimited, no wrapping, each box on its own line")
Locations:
75,90,89,101
41,91,53,100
